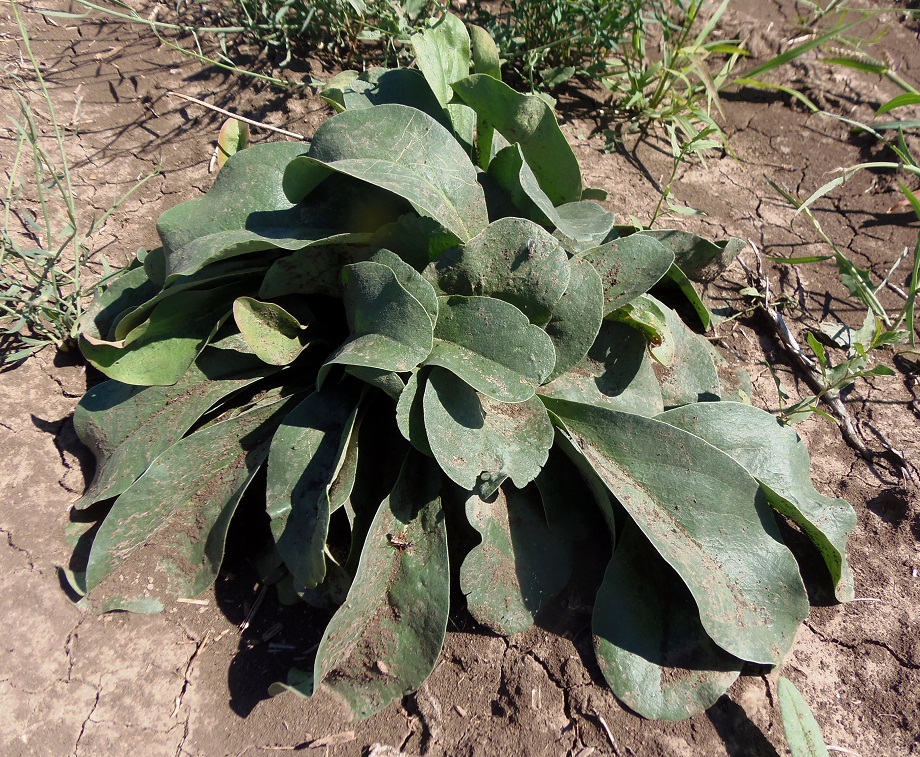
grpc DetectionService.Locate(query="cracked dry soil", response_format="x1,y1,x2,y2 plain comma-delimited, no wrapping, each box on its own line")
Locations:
1,0,918,755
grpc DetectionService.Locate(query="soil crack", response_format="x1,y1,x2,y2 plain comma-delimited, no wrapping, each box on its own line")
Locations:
407,684,443,755
172,629,207,757
1,526,39,573
804,620,920,670
72,689,100,757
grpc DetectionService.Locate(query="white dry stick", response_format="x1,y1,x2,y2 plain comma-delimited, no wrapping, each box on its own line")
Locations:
167,92,309,141
590,707,619,754
239,584,268,633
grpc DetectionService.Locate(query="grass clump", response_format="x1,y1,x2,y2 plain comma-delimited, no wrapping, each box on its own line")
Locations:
1,2,157,366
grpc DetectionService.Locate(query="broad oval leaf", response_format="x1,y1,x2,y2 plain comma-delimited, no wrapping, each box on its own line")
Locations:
84,395,297,605
233,296,312,366
460,484,573,635
469,24,501,80
318,260,435,386
113,258,270,342
370,249,439,325
641,230,745,283
323,67,451,130
156,141,339,282
259,243,373,299
534,448,597,542
451,74,582,205
345,366,405,400
79,263,159,342
486,145,615,247
311,452,450,719
370,214,462,270
541,320,663,417
424,295,556,402
293,104,488,242
778,677,831,757
543,398,810,664
594,520,743,721
426,217,570,325
80,283,247,386
649,297,722,408
553,201,618,252
73,335,273,509
542,255,604,382
468,23,500,168
657,402,856,602
410,13,470,109
396,369,433,457
423,367,554,491
582,234,674,315
267,387,361,588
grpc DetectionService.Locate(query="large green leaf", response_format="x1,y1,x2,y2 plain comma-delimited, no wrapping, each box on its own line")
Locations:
593,520,743,721
79,263,160,342
84,395,296,607
266,387,361,588
411,13,470,109
290,104,488,242
533,448,596,542
318,260,435,386
259,243,373,299
111,259,269,342
303,453,449,719
370,249,439,325
423,367,554,493
582,235,674,315
155,142,361,282
460,484,573,635
451,74,582,205
370,214,461,270
778,677,830,757
648,296,722,408
486,145,615,246
657,402,856,602
233,297,313,366
553,201,618,252
641,230,745,283
541,321,663,417
395,369,433,457
468,24,501,168
543,398,810,664
79,283,246,386
322,67,451,130
345,366,405,400
469,24,501,81
424,295,556,402
73,334,272,509
425,218,570,325
542,255,604,381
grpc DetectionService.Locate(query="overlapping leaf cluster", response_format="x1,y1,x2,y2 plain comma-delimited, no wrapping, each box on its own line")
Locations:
69,16,856,722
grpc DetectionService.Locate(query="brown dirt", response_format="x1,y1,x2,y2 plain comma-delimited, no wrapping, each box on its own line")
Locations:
1,1,918,756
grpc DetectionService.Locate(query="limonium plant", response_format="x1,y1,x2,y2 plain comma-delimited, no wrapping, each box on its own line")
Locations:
69,16,855,721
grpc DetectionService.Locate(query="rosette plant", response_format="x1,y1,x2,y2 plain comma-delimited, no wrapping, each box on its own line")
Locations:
69,17,856,721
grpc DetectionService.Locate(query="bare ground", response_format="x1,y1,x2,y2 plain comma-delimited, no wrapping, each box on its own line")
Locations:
0,1,918,755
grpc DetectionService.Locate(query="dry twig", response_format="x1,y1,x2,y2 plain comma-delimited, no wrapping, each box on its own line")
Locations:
167,92,309,140
738,244,918,487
